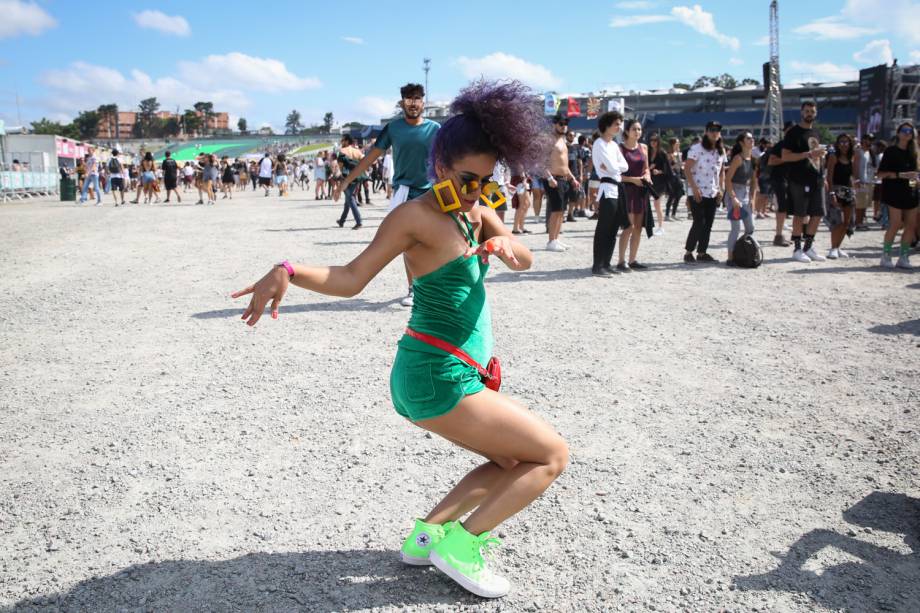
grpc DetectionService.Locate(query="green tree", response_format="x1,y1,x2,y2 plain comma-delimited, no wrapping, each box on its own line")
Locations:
194,101,214,134
285,109,303,135
237,117,248,134
323,112,334,132
672,82,692,90
740,78,761,87
163,116,181,138
73,110,100,140
134,97,160,138
31,117,67,135
181,109,203,136
816,125,834,144
95,103,118,137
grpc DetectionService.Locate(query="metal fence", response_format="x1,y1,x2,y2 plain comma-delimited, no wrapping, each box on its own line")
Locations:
0,151,59,202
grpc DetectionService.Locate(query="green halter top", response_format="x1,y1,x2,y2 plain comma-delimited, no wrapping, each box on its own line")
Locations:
398,212,493,366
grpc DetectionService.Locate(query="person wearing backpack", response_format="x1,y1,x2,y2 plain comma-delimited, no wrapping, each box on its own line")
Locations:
725,132,757,266
108,149,126,206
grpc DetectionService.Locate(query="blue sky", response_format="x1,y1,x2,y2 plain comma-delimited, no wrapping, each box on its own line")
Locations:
1,0,918,132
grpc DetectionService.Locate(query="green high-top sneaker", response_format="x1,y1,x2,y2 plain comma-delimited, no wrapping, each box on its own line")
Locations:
429,521,510,598
400,518,452,565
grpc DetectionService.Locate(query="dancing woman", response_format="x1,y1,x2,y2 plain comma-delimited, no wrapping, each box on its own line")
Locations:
231,80,567,599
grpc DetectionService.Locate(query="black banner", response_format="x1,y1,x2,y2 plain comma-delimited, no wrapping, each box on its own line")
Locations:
858,64,887,139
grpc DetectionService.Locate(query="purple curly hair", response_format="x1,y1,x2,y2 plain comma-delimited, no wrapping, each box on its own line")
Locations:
428,80,551,179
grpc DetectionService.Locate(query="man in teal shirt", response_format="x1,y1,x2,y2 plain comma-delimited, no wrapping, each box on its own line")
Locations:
335,83,440,306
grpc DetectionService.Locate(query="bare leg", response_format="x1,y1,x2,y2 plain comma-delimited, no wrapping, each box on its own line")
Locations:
617,225,631,264
548,211,564,241
653,197,663,227
629,212,644,262
531,188,543,219
416,389,567,534
884,208,904,245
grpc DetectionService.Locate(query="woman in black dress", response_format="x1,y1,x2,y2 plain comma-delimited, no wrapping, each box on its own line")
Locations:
877,121,919,269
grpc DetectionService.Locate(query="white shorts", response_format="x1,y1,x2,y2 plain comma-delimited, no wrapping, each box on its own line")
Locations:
387,185,411,213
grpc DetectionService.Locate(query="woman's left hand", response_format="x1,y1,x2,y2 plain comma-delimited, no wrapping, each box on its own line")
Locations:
465,237,520,266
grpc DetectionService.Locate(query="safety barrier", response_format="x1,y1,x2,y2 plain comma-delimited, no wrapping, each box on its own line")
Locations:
0,170,60,202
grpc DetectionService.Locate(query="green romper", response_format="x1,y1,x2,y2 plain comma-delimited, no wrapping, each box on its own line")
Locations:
390,213,493,422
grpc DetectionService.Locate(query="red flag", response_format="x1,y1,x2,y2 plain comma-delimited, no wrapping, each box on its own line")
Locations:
566,97,581,117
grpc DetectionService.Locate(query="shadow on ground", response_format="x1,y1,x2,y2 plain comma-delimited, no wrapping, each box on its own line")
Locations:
868,319,920,336
193,298,402,319
6,550,480,612
733,492,920,612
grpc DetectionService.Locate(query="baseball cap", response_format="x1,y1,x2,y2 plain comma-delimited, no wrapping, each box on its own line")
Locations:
553,113,569,125
705,120,722,131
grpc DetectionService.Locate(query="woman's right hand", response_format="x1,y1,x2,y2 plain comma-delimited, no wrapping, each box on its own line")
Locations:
231,266,290,327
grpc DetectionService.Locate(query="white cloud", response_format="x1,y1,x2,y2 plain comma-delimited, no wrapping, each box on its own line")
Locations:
670,4,739,50
132,10,190,37
729,57,744,66
0,0,56,39
792,17,879,40
455,52,561,89
853,39,893,65
610,14,673,27
177,53,321,92
614,1,655,8
843,0,920,44
788,60,859,82
911,50,920,62
38,61,251,122
753,35,769,46
610,4,739,50
347,96,398,124
342,36,365,45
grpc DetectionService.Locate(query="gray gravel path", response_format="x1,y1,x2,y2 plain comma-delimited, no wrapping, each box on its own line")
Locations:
1,190,918,612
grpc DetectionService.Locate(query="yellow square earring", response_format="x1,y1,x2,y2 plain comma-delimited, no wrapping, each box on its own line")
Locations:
434,179,461,213
480,182,506,209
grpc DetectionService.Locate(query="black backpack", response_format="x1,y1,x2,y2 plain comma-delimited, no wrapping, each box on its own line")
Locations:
108,157,121,173
733,235,763,268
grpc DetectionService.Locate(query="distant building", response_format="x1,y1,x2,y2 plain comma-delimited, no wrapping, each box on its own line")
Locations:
97,109,229,138
390,77,919,139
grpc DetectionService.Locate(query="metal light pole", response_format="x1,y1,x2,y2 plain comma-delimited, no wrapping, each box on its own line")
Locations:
423,58,431,116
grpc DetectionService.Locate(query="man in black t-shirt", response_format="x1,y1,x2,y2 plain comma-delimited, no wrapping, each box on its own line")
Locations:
782,101,827,262
768,121,795,246
161,151,181,204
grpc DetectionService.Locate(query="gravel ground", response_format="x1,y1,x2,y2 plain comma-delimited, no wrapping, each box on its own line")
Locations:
1,188,918,613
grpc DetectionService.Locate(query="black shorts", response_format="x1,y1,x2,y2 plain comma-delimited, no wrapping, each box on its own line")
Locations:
110,177,124,192
771,179,790,214
565,179,581,203
788,181,825,218
758,177,773,196
258,177,272,187
164,176,178,190
545,177,566,213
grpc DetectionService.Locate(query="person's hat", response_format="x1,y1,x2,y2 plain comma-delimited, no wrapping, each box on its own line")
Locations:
553,113,569,125
112,149,118,155
705,120,722,131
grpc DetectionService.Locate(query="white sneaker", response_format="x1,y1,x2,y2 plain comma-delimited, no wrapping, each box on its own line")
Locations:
896,255,913,270
400,290,414,307
805,247,826,262
880,254,895,269
827,248,839,260
546,240,566,252
783,223,792,231
837,248,849,259
793,249,812,263
654,227,664,236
